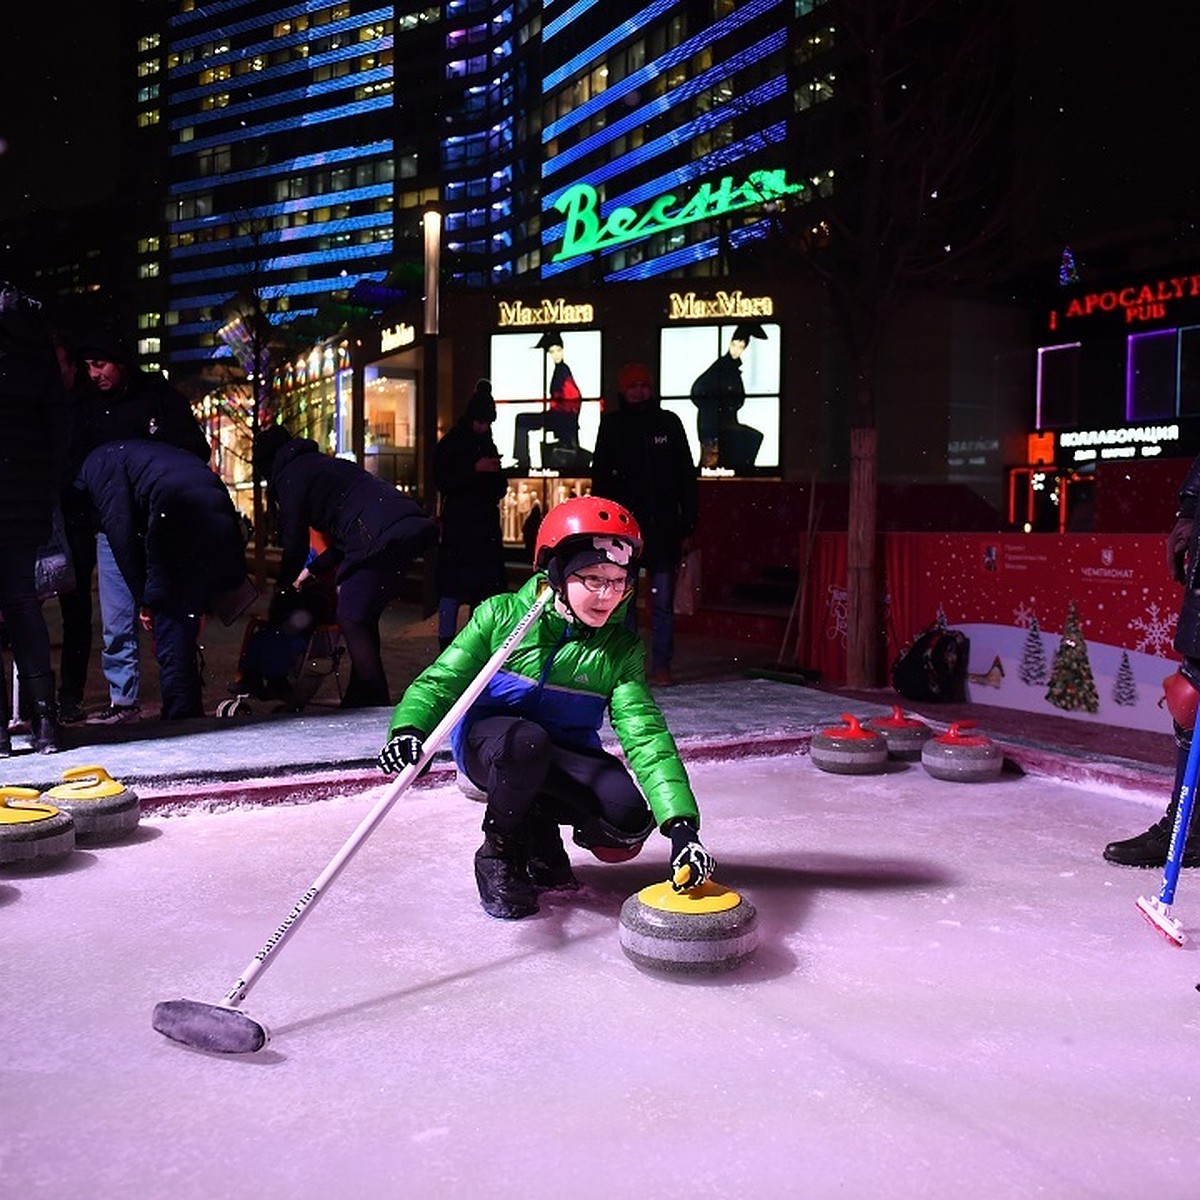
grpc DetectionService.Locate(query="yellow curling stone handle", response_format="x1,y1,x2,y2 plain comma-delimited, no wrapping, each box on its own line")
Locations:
46,765,126,800
0,786,61,825
638,879,742,913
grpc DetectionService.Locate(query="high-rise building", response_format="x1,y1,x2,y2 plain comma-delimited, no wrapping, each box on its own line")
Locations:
122,1,827,374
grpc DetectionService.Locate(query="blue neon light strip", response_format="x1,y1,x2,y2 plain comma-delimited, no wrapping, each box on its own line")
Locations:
170,240,392,286
171,64,392,129
170,270,387,313
544,0,784,135
543,0,680,91
168,185,394,233
169,214,393,259
543,0,602,40
586,216,773,283
168,142,392,197
169,95,392,156
543,80,787,209
168,7,392,62
544,33,784,179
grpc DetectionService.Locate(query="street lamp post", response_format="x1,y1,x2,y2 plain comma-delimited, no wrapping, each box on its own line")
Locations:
420,206,443,617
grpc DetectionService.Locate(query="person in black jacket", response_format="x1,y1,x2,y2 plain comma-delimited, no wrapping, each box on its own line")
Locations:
75,439,254,720
433,379,509,650
591,361,698,686
0,282,67,754
71,328,212,724
254,425,437,708
1105,456,1200,868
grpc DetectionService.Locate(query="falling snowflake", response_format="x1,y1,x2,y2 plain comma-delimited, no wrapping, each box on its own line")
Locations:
1013,600,1037,629
826,584,848,645
1129,602,1177,656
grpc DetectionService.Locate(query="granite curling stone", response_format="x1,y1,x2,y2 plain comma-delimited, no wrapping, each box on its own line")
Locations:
0,786,76,864
864,705,933,761
44,765,140,842
810,713,889,774
921,721,1004,782
619,879,759,975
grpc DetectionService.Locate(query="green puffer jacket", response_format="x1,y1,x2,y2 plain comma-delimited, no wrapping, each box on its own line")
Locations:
388,575,699,831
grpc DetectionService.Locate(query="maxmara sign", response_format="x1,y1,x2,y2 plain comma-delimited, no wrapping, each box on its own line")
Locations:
497,299,595,327
552,168,803,262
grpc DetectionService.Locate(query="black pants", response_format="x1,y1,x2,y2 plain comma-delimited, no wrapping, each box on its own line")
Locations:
0,540,54,684
463,715,653,845
57,521,97,705
336,537,421,708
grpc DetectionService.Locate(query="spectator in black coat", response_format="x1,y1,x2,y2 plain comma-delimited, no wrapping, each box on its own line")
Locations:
433,379,509,650
591,362,698,686
70,327,212,725
75,439,254,720
0,283,67,753
254,426,437,708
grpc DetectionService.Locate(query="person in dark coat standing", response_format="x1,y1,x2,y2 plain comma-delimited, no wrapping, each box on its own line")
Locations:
591,361,698,686
433,379,509,650
0,283,67,754
254,425,437,708
70,327,213,724
75,439,254,720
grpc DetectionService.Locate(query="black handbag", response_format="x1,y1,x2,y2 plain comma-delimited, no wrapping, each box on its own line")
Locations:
34,508,77,601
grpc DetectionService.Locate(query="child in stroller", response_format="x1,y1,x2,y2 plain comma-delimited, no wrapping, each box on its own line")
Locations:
221,577,343,716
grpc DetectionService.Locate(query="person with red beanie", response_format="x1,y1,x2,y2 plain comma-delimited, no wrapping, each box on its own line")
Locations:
591,361,698,686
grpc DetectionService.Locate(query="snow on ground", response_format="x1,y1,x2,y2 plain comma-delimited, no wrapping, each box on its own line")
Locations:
5,754,1200,1199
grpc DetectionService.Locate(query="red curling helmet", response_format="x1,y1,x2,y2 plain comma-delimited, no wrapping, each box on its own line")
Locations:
533,495,643,573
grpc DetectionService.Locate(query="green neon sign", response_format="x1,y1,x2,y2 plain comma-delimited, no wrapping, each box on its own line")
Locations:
552,168,803,263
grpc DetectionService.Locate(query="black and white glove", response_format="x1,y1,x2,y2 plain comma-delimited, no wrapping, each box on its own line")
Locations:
1168,517,1193,584
378,727,425,774
668,819,715,892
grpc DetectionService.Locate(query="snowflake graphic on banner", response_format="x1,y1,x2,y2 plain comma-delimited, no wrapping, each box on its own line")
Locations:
1013,600,1037,630
826,584,848,645
1129,602,1177,656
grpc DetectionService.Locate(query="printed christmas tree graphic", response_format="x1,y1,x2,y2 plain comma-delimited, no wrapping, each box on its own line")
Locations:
1045,602,1099,713
1112,651,1138,707
1019,615,1048,686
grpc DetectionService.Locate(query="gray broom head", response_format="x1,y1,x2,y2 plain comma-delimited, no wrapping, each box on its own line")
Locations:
152,999,270,1054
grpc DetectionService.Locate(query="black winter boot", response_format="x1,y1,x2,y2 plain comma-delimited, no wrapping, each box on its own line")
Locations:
1104,798,1200,868
27,673,62,755
525,814,579,891
474,831,539,919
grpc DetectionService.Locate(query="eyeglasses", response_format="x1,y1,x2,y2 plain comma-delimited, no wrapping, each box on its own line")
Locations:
572,573,630,595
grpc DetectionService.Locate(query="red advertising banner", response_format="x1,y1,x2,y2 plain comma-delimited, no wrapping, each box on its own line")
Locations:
799,533,1180,733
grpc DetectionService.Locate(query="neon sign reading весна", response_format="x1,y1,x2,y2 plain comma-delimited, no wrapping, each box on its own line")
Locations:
551,169,803,263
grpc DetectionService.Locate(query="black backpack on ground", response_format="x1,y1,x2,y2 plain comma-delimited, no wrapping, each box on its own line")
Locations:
891,621,970,702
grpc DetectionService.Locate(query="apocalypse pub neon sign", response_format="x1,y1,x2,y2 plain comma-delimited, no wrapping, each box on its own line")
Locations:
552,168,803,263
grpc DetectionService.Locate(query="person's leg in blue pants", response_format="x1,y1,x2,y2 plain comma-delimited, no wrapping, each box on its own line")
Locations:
95,533,140,711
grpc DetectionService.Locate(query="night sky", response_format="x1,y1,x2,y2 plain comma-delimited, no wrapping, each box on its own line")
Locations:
2,5,1197,264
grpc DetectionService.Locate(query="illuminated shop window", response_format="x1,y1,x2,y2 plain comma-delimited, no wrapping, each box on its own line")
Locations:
1127,326,1200,421
1036,343,1081,430
660,322,782,475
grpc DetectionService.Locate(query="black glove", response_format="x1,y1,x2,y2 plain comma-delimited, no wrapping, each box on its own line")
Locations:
1168,517,1193,584
378,727,425,774
668,819,715,893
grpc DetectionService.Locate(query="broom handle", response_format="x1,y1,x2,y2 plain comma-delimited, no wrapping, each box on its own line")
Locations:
1158,728,1200,908
220,585,553,1007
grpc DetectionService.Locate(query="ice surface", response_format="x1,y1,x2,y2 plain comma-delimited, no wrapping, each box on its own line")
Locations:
6,753,1200,1199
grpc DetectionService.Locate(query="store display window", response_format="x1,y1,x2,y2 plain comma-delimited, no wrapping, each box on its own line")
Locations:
659,321,781,475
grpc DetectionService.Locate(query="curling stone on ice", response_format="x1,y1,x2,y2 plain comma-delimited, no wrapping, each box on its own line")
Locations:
619,874,759,975
44,765,140,842
921,721,1004,782
810,713,888,774
0,786,76,865
865,705,933,761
